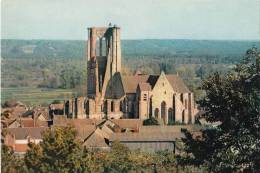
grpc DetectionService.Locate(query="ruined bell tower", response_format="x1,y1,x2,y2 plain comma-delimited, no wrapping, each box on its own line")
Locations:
87,25,121,100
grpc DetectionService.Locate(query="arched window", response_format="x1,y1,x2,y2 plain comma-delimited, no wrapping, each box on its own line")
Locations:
111,101,114,112
182,110,185,123
154,108,159,119
168,108,174,123
161,101,166,123
103,100,108,114
120,101,123,112
180,94,184,103
149,97,153,118
185,100,187,109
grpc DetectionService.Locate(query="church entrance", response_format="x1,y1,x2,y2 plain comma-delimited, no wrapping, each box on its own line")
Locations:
161,101,166,124
154,108,159,119
168,108,174,123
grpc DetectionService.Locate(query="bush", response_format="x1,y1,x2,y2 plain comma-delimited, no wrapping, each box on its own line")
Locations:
143,117,159,126
168,121,184,125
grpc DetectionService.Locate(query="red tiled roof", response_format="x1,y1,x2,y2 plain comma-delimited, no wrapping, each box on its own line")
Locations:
83,129,109,148
6,127,48,140
122,74,190,94
14,144,28,152
165,75,190,93
121,75,149,93
138,82,151,91
109,125,203,142
111,119,143,129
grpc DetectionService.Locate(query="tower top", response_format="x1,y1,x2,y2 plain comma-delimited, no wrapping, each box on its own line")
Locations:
87,24,120,30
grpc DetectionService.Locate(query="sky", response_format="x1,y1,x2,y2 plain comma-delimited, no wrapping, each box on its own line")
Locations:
1,0,260,40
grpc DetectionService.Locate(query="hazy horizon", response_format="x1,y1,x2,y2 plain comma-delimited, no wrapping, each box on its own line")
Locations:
2,0,260,40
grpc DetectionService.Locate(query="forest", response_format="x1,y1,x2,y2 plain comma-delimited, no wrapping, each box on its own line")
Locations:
1,39,259,105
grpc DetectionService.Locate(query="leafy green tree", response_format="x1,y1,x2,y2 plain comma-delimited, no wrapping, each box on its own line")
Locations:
105,140,133,173
143,117,159,126
129,150,153,172
178,48,260,172
25,126,85,173
1,144,28,173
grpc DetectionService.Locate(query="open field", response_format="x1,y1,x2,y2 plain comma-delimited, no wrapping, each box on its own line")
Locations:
1,87,79,106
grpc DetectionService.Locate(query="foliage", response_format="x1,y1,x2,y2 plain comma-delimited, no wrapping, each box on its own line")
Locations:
1,144,28,173
51,100,62,104
24,126,85,173
104,140,133,172
143,117,159,125
177,47,260,172
168,120,185,125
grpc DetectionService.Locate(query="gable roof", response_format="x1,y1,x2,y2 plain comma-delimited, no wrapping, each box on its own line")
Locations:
121,73,190,94
109,125,202,142
111,119,143,130
53,116,105,127
109,132,182,142
75,125,96,141
165,75,190,93
6,127,48,140
147,75,160,89
137,82,151,91
121,75,149,94
83,128,109,148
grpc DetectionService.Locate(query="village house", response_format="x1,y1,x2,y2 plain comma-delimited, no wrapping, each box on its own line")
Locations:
3,127,49,155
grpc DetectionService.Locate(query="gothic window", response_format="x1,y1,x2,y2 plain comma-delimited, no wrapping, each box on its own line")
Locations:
85,100,89,117
168,108,175,123
111,101,114,112
104,100,107,114
120,101,123,112
182,110,185,123
180,94,183,103
154,108,159,119
149,97,153,118
185,100,187,109
161,101,166,123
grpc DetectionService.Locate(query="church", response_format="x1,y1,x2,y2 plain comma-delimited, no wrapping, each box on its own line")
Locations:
60,25,197,125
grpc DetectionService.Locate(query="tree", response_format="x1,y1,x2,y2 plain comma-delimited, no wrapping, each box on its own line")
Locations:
105,140,133,173
143,117,159,126
25,126,85,173
1,144,28,173
178,48,260,172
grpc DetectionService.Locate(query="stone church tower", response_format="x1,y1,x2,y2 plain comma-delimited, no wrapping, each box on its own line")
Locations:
86,25,122,118
57,25,198,123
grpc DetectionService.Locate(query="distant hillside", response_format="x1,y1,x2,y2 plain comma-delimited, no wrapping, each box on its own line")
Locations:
1,39,259,59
